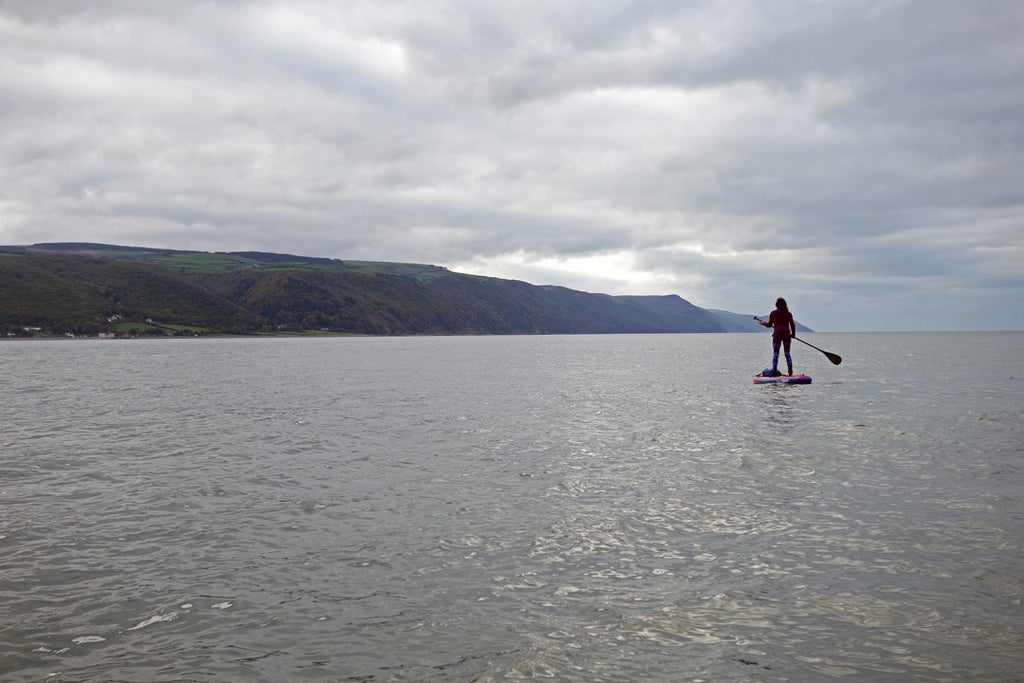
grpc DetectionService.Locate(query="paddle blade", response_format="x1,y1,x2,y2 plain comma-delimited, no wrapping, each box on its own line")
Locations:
793,335,842,366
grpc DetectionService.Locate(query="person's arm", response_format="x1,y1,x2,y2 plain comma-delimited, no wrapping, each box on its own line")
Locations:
789,315,797,337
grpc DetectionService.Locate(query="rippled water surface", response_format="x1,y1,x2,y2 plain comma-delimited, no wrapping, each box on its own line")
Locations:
2,333,1022,681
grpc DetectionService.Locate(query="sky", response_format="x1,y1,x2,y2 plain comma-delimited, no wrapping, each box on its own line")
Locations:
1,1,1022,332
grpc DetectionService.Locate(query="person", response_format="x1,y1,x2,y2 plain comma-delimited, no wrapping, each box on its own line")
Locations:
760,297,797,376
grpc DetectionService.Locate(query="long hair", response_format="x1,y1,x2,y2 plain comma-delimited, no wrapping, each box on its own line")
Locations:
775,297,788,312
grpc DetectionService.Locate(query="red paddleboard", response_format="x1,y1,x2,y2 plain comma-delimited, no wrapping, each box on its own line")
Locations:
754,373,812,385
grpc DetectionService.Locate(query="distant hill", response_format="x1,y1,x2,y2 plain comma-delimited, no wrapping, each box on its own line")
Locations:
0,250,259,335
616,295,723,333
707,309,814,333
0,243,811,337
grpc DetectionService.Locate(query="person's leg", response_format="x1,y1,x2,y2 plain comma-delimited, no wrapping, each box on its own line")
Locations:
783,338,793,375
772,337,781,373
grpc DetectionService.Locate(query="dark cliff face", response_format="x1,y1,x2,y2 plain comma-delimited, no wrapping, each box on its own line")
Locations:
0,244,757,336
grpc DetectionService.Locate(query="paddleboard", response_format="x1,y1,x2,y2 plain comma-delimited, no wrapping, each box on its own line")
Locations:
754,373,812,385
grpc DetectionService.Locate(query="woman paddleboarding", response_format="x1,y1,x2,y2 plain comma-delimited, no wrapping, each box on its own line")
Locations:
759,297,797,376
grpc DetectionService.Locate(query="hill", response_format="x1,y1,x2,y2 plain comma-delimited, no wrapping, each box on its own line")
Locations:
0,243,808,337
707,308,814,334
0,251,259,335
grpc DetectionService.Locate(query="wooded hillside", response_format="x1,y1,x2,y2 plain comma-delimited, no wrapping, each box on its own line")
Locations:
0,243,774,337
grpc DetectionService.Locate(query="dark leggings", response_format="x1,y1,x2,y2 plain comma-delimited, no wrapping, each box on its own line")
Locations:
773,337,792,370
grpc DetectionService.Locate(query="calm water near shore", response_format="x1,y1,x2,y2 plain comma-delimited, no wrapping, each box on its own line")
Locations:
1,332,1022,681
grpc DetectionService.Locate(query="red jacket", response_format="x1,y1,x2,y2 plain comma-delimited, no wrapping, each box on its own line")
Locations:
767,308,796,340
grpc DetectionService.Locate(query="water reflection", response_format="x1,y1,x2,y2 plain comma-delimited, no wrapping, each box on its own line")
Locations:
761,385,799,429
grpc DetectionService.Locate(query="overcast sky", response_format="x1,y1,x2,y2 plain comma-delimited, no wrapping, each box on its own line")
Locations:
1,1,1022,331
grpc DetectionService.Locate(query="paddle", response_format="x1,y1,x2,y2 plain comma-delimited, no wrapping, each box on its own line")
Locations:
754,316,842,365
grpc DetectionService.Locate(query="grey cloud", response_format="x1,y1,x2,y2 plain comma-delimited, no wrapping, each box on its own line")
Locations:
0,0,1021,331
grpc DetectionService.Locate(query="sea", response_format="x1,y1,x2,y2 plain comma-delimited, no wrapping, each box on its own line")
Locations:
1,332,1022,682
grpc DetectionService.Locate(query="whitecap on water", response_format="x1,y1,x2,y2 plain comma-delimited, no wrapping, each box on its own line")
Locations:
128,612,178,631
72,636,106,644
